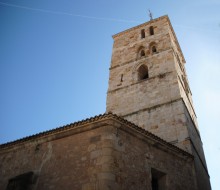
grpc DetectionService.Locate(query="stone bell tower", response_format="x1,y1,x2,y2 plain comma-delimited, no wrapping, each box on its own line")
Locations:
106,15,211,190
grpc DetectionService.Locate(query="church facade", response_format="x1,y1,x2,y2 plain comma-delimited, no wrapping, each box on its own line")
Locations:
0,15,211,190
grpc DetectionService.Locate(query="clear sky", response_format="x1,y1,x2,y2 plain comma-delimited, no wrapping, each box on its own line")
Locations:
0,0,219,189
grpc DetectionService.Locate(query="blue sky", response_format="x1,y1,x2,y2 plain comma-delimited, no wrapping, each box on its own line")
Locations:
0,0,219,189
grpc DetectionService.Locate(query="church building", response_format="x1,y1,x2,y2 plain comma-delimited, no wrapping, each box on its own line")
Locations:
0,15,211,190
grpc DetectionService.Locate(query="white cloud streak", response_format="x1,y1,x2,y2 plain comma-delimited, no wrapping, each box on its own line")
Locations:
0,1,139,23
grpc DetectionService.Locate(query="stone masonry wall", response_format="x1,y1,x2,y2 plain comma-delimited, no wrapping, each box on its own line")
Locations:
106,15,211,190
109,121,197,190
183,105,211,190
0,123,119,190
0,118,198,190
107,17,183,139
110,17,172,69
171,26,211,190
107,50,180,115
123,100,191,151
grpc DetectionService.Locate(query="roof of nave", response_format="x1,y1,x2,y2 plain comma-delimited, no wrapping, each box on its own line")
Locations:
0,112,193,159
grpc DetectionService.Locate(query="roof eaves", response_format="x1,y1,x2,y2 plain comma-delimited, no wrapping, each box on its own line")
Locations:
0,112,193,159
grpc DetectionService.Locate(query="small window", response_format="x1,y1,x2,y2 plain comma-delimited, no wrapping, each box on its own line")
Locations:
120,74,123,82
151,168,166,190
141,29,145,38
137,47,146,59
152,46,157,53
150,26,154,35
6,172,34,190
138,65,149,80
140,50,145,57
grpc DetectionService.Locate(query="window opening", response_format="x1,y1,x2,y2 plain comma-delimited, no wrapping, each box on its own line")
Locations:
140,50,145,57
141,29,145,38
152,177,159,190
152,46,157,53
120,74,123,82
6,172,34,190
151,168,166,190
138,65,149,81
150,26,154,35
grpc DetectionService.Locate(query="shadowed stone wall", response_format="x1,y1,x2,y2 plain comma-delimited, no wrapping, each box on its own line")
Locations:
0,116,197,190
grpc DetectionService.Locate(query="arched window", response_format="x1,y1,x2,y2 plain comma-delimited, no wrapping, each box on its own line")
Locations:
137,47,146,59
149,42,157,54
152,46,157,53
141,29,145,38
138,65,149,80
149,26,154,35
140,50,145,57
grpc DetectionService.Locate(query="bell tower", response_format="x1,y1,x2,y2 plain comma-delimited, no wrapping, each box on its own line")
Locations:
106,15,211,190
